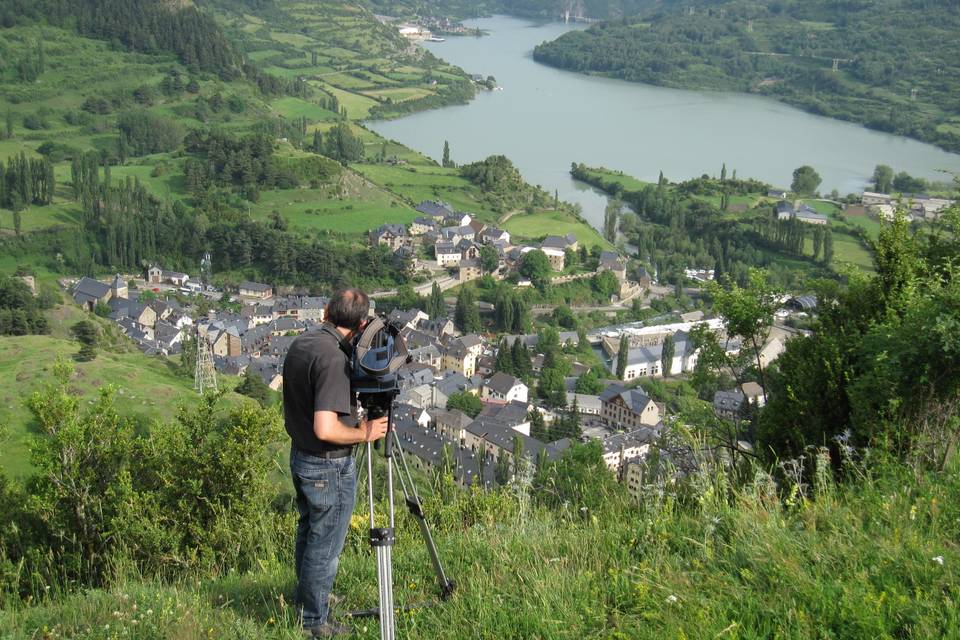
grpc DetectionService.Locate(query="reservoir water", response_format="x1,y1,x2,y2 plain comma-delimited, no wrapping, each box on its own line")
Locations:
368,15,960,231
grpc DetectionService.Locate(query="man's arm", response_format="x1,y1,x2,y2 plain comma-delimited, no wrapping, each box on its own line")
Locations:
313,411,388,445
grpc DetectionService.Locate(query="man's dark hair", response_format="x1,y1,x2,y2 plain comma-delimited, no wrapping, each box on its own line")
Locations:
327,288,369,330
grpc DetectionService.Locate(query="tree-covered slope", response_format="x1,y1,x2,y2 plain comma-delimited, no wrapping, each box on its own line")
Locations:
534,0,960,152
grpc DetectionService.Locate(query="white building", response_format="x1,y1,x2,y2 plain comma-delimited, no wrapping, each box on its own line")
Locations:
481,372,529,405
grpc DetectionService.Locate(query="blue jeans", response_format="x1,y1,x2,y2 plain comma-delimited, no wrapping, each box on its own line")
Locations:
290,445,357,628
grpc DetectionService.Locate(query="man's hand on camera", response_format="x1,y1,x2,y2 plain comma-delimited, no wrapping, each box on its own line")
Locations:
363,416,389,442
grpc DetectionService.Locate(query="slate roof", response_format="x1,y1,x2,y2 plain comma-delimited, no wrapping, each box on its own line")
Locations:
479,400,529,427
436,372,480,397
602,426,659,455
600,385,655,414
372,223,407,238
485,371,521,395
435,241,458,255
415,200,455,218
713,389,745,413
72,277,112,305
626,343,663,365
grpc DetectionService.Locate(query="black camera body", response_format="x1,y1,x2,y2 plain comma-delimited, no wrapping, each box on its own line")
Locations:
349,316,409,419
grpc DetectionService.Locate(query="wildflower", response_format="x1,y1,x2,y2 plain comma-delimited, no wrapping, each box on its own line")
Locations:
666,594,678,604
933,556,945,565
146,609,153,615
268,617,275,625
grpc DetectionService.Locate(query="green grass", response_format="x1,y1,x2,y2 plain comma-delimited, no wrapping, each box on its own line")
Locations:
247,180,416,234
0,201,82,234
505,209,612,249
578,167,650,192
2,459,958,638
314,82,378,119
352,162,505,222
832,230,875,270
0,305,243,478
270,96,338,121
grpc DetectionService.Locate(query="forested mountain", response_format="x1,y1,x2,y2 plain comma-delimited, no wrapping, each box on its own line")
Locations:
0,0,240,75
534,0,960,152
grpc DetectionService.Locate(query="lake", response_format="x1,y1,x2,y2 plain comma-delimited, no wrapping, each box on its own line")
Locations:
368,15,960,231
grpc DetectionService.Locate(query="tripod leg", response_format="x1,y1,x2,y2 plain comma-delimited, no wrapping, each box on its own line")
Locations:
392,441,456,599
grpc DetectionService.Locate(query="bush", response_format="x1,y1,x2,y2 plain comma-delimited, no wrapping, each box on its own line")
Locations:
1,365,285,597
22,114,47,130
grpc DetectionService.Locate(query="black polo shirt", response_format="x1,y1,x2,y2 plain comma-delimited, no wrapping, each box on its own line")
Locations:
282,323,357,454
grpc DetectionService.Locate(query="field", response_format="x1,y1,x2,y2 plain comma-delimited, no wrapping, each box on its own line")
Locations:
247,178,417,235
504,209,611,249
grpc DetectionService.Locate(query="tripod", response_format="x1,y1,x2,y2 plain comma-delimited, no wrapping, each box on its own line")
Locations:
352,395,455,640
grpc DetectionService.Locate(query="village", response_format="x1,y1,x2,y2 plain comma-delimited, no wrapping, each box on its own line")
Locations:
59,196,823,500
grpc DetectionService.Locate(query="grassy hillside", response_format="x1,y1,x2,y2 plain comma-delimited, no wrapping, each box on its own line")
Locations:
1,457,958,639
0,303,245,478
533,0,960,153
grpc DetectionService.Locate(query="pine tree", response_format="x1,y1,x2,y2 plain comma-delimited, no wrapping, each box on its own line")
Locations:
454,286,481,333
720,162,727,181
823,230,834,264
512,339,532,379
495,337,514,375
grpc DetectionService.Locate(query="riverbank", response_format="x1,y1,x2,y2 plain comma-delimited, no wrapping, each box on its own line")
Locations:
532,5,960,154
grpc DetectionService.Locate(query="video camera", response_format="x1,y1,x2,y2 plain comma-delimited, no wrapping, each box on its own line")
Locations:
349,315,410,419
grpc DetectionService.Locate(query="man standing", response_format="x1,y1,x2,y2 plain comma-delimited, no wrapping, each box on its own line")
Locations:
283,288,388,637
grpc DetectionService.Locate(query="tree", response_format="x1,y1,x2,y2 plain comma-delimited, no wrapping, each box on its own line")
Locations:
791,165,822,196
495,337,514,375
823,230,834,265
442,140,454,168
708,269,780,402
4,109,12,139
812,226,824,261
512,436,524,477
661,333,675,377
528,408,548,441
603,199,619,243
893,171,926,193
426,281,445,319
872,164,894,193
512,339,532,379
72,320,99,362
537,368,567,408
551,305,577,329
616,335,629,380
447,391,482,418
454,286,482,333
591,270,620,299
479,245,499,274
495,451,510,485
720,162,727,181
519,250,552,289
575,368,603,394
235,369,275,407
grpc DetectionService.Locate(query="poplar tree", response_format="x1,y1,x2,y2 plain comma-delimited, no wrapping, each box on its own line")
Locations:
616,335,629,380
